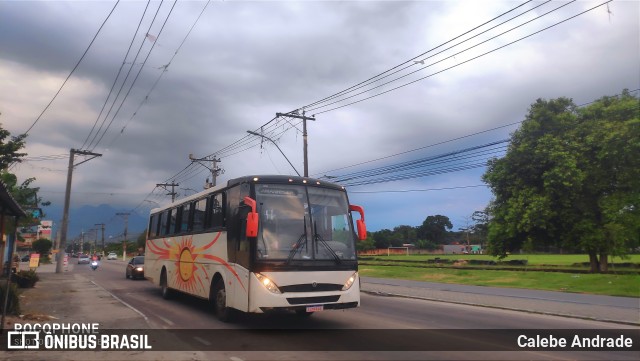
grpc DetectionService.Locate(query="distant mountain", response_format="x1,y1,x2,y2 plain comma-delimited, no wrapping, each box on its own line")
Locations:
43,204,148,243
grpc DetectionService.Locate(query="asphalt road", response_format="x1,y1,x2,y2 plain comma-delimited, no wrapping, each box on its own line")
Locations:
66,259,639,360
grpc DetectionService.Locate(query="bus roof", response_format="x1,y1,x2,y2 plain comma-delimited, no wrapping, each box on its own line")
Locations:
149,175,346,213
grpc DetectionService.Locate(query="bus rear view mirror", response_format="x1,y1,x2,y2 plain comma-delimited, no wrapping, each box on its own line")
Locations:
243,196,259,237
349,204,367,241
356,219,366,241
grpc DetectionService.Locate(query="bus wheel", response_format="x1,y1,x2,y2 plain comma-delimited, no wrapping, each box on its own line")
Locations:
212,279,234,322
160,269,173,300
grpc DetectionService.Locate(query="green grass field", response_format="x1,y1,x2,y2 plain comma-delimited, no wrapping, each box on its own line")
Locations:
360,253,640,266
358,254,640,297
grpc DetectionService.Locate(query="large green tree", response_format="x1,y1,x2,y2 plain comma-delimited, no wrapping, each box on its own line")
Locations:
483,90,639,272
417,215,453,244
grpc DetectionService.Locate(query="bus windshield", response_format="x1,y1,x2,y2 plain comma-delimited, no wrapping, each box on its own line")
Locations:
255,184,356,262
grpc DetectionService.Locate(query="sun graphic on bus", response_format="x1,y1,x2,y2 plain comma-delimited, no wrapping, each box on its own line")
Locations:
179,247,195,281
147,233,246,294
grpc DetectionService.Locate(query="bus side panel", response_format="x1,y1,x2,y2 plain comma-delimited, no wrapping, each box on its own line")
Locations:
228,264,250,312
146,232,250,301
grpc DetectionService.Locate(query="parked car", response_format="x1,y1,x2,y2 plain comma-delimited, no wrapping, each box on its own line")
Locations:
125,256,145,280
107,252,118,260
78,255,90,264
21,254,30,262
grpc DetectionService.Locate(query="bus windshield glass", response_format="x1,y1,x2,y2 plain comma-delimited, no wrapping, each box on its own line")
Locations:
255,184,356,262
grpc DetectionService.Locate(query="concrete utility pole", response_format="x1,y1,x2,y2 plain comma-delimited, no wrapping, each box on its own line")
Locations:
116,212,130,261
276,111,315,177
188,154,223,188
95,223,105,254
56,149,102,274
156,182,179,202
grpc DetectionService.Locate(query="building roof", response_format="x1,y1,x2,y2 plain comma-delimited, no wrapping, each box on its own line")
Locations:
0,181,27,218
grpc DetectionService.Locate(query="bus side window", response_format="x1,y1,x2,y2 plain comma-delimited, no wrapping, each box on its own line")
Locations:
210,193,224,228
159,211,168,236
193,198,206,232
167,209,176,235
149,214,158,239
178,203,191,233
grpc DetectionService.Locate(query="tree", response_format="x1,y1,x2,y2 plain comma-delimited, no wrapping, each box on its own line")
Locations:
32,238,52,263
483,90,639,272
470,210,490,248
417,215,452,244
0,125,27,169
136,229,147,254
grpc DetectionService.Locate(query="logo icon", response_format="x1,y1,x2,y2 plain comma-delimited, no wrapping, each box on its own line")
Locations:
7,331,40,349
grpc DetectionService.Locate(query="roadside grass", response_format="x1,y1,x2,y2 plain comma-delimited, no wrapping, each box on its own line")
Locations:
361,254,640,267
358,265,640,297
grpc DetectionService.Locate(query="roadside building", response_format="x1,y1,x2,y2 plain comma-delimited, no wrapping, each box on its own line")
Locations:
443,244,483,254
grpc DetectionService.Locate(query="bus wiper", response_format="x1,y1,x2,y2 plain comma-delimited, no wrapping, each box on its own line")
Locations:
287,217,308,264
314,222,341,264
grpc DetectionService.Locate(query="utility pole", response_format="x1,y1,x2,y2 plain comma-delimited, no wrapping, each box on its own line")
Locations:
188,154,224,188
57,149,102,273
276,110,315,177
95,223,105,254
116,212,130,261
156,182,179,202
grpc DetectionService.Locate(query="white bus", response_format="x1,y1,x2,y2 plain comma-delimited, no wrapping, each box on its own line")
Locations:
145,175,366,321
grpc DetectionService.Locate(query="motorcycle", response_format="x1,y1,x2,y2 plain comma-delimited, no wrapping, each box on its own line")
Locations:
90,260,99,271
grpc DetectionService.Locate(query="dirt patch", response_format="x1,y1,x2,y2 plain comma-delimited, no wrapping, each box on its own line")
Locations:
2,313,55,329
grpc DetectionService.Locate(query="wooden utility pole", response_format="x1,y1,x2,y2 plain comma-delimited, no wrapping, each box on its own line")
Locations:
95,223,105,253
116,212,130,261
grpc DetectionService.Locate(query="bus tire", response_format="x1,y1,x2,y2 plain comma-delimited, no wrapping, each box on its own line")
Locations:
211,279,234,323
160,269,173,300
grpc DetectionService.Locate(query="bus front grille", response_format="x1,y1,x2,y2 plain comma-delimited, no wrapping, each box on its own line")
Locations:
280,283,343,293
286,296,340,305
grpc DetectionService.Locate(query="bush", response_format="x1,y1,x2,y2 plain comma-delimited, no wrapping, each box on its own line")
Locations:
11,269,39,288
0,282,21,315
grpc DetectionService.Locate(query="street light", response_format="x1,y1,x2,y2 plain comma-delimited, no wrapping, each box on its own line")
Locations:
246,131,301,176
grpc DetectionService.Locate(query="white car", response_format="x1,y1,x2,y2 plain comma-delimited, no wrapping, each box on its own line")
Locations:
106,252,118,260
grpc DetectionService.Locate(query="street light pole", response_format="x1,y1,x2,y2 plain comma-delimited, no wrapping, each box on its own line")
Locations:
246,131,301,176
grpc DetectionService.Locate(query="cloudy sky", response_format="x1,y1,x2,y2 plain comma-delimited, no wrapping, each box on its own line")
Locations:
1,0,638,236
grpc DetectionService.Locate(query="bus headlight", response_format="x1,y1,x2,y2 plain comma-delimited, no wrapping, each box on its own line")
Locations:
342,272,357,291
255,273,281,294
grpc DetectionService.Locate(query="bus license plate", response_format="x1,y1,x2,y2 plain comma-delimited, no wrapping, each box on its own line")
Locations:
306,305,323,312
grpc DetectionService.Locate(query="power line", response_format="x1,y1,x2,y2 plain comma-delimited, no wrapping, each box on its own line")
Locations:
23,1,121,135
302,0,540,111
80,0,153,150
89,1,178,151
310,0,605,115
103,0,212,151
350,184,488,194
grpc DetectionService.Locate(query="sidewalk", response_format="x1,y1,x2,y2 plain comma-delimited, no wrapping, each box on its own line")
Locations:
2,262,207,360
